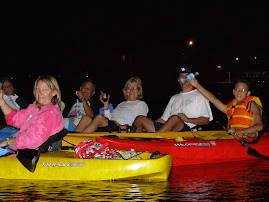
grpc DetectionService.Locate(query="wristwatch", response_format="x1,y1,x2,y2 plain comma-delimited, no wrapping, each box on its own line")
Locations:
6,138,9,146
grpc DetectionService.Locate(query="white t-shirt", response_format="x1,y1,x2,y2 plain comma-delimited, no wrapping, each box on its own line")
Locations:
3,94,20,110
104,100,149,126
161,89,213,128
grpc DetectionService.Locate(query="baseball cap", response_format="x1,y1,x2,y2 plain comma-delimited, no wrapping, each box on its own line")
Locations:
179,66,191,74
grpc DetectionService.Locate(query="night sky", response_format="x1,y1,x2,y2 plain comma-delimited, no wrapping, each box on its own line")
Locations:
2,1,269,118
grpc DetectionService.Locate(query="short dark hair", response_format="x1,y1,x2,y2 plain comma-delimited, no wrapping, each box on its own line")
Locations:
81,79,96,91
234,79,251,91
1,77,16,92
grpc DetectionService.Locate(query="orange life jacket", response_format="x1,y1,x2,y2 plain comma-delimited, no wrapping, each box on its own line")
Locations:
226,96,262,129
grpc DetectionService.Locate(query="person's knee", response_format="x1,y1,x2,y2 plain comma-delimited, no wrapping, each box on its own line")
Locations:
170,115,180,121
94,114,106,123
95,114,104,119
134,115,147,125
81,115,92,122
167,115,184,125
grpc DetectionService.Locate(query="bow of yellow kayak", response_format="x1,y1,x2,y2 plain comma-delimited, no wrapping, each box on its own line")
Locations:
0,150,172,181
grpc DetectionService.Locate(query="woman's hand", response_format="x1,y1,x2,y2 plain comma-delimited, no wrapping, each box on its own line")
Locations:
0,89,6,106
0,89,3,98
0,137,15,147
0,82,4,98
0,89,12,115
99,91,110,109
0,140,6,147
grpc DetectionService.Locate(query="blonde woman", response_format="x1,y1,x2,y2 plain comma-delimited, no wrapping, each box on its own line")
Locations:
0,75,64,154
75,77,148,132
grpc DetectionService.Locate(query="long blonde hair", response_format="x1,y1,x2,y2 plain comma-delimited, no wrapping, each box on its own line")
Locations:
33,75,61,108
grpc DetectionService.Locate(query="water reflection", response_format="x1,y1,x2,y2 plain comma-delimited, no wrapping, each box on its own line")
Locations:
169,159,269,201
0,179,171,201
1,160,269,201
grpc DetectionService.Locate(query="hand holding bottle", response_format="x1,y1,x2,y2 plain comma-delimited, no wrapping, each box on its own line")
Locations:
189,78,201,89
179,72,199,85
76,90,85,102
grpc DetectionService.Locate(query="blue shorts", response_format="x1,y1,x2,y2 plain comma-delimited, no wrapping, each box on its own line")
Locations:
153,121,191,132
153,121,164,131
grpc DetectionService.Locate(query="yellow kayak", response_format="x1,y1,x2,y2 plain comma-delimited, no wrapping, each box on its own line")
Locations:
0,149,172,181
63,130,231,146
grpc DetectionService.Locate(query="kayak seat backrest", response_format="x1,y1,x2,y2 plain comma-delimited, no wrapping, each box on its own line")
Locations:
38,129,68,153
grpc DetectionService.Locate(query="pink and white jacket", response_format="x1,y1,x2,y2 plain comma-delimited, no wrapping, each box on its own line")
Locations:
5,102,64,150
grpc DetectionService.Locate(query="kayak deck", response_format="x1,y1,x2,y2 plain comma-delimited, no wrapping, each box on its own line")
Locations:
96,132,269,167
0,150,172,181
63,130,233,146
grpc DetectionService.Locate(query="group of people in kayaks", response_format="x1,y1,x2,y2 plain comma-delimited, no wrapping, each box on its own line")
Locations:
0,66,263,156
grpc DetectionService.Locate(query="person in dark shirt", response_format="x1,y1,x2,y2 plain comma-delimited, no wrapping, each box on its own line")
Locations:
63,79,102,131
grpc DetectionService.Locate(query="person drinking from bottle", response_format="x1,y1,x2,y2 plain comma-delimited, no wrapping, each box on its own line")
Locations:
0,75,64,155
133,67,213,132
189,78,263,136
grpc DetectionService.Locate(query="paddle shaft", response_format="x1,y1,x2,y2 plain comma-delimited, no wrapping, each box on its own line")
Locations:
218,124,269,160
218,123,252,149
3,146,17,154
229,132,252,149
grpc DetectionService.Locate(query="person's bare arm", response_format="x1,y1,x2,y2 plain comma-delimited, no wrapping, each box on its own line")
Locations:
190,78,227,114
77,91,94,117
82,100,94,117
178,113,210,125
0,137,16,147
0,90,12,115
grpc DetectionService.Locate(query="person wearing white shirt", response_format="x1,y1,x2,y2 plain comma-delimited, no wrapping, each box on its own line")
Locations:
75,77,149,133
134,67,213,132
1,79,30,110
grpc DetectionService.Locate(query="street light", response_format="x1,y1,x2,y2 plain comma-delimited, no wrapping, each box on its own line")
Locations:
188,40,193,46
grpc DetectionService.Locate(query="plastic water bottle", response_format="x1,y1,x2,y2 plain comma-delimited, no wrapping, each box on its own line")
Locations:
75,99,80,107
179,72,199,85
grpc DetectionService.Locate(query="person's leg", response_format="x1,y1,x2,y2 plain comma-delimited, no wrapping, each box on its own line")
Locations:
157,115,184,132
133,115,155,132
75,115,93,132
82,114,109,133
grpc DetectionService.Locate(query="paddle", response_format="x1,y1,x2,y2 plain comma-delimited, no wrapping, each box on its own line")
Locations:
1,147,40,172
216,121,269,160
227,132,269,160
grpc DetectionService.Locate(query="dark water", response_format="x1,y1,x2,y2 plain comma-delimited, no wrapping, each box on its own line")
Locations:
0,159,269,201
